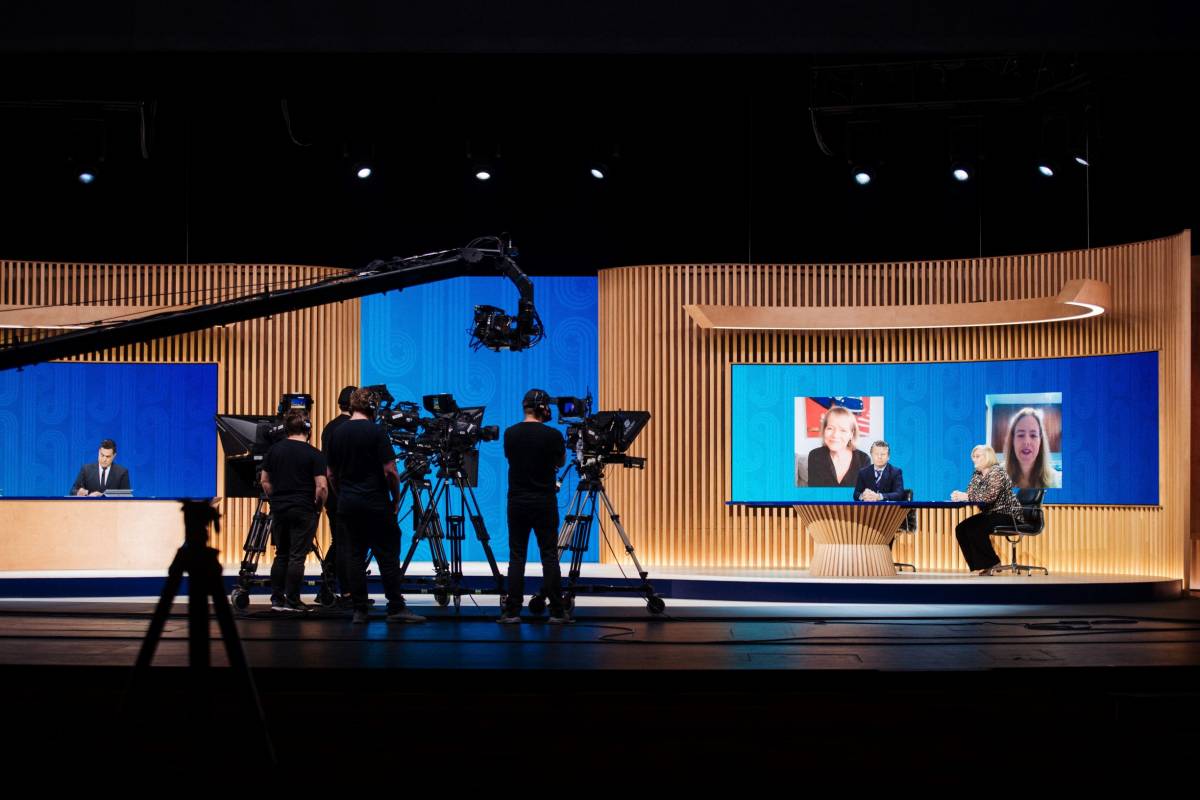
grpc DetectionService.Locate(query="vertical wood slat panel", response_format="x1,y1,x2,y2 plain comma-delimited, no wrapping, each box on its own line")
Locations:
598,232,1192,581
0,260,360,566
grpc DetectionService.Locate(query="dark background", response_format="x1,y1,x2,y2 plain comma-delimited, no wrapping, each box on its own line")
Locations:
0,2,1196,274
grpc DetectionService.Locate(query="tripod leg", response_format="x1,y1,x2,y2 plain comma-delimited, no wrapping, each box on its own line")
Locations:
459,477,505,588
596,489,648,578
133,549,187,671
206,550,276,764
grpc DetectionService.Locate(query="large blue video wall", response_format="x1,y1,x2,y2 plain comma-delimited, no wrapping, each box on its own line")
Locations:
362,276,599,561
731,352,1159,505
0,362,218,498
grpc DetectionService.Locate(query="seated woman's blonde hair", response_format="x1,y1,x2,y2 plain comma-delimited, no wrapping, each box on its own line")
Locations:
970,444,998,469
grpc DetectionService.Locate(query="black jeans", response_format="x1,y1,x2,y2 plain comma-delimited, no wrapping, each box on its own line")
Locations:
270,505,318,603
324,505,353,595
954,512,1010,571
505,501,563,614
339,507,406,613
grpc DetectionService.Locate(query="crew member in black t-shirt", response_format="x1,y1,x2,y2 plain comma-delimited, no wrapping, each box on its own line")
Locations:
320,385,356,605
260,411,328,612
499,389,569,624
324,387,425,625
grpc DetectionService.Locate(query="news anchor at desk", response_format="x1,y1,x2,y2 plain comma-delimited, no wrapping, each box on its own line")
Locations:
853,440,905,501
70,439,131,496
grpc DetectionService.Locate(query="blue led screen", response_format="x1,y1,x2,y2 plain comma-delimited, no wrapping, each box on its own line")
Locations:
362,276,599,561
0,362,218,498
731,352,1159,505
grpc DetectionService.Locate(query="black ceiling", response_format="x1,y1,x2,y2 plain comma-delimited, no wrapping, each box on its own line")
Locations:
1,3,1197,274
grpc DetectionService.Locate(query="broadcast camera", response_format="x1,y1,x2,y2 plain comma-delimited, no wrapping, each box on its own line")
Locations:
214,392,314,497
552,393,651,477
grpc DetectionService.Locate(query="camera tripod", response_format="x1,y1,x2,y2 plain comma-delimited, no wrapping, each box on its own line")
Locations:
227,494,338,611
529,459,665,616
396,454,506,609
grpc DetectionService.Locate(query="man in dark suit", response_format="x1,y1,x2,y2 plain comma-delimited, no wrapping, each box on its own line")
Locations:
70,438,131,496
853,440,904,501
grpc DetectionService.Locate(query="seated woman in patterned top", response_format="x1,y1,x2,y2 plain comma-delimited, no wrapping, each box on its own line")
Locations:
950,444,1023,576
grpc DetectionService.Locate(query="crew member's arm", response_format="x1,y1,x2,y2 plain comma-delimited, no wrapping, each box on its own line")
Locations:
260,470,275,498
326,467,338,498
554,432,566,468
383,460,401,514
313,475,328,514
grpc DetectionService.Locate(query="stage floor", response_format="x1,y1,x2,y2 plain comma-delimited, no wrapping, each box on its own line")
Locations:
0,562,1182,605
1,594,1197,776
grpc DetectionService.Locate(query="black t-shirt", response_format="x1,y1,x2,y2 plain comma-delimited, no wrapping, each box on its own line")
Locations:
261,438,326,512
504,421,566,504
324,418,396,513
320,414,350,511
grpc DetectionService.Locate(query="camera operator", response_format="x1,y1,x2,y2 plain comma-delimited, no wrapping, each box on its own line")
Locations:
499,389,570,624
320,385,357,606
260,411,328,613
324,387,426,625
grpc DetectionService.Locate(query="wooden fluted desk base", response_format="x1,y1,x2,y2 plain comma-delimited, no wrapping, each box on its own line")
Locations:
794,503,910,578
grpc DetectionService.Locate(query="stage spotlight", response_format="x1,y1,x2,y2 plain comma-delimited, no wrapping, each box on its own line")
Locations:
77,171,96,185
475,169,492,181
355,165,373,180
1037,163,1055,177
590,165,606,180
1074,156,1090,167
952,167,970,182
852,167,872,186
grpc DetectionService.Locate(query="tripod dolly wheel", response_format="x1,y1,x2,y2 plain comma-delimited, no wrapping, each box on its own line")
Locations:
646,595,666,615
528,595,547,616
562,594,576,614
230,587,250,611
316,586,337,607
434,590,451,607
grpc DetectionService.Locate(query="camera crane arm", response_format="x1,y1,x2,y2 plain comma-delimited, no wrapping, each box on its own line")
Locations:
0,237,537,371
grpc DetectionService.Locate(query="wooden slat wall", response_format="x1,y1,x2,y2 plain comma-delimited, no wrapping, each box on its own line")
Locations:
598,232,1193,582
0,259,360,566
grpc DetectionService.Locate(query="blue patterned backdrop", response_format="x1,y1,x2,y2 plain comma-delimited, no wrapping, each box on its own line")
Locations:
0,362,218,497
732,352,1159,504
362,276,599,561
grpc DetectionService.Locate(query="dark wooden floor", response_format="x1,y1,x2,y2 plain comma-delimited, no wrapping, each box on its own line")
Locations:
3,598,1198,778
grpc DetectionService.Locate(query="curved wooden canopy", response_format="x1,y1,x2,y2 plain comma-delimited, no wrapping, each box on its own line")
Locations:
684,278,1110,331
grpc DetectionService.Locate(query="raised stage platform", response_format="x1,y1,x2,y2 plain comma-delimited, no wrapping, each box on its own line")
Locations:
0,563,1182,605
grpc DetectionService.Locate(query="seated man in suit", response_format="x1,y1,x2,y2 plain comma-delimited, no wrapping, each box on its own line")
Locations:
70,438,131,496
853,440,904,502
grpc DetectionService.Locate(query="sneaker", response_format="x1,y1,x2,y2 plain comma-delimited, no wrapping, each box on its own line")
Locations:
351,609,369,624
496,612,521,624
272,598,299,612
386,606,427,624
286,600,314,613
547,612,574,625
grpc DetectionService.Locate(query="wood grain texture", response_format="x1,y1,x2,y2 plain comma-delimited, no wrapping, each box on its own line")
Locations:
599,233,1192,582
0,500,185,570
0,260,360,567
794,503,909,577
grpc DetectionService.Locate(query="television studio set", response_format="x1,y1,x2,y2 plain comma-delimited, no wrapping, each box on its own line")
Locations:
0,2,1197,780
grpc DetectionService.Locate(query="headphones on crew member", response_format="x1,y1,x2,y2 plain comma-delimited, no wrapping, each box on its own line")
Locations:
523,389,553,423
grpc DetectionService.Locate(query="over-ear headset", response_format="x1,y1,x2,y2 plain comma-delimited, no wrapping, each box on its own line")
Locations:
523,388,553,423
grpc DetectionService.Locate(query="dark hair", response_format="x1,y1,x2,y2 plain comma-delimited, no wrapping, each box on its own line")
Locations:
337,385,357,412
870,440,889,452
99,439,117,452
349,387,378,416
284,411,310,437
523,388,552,422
